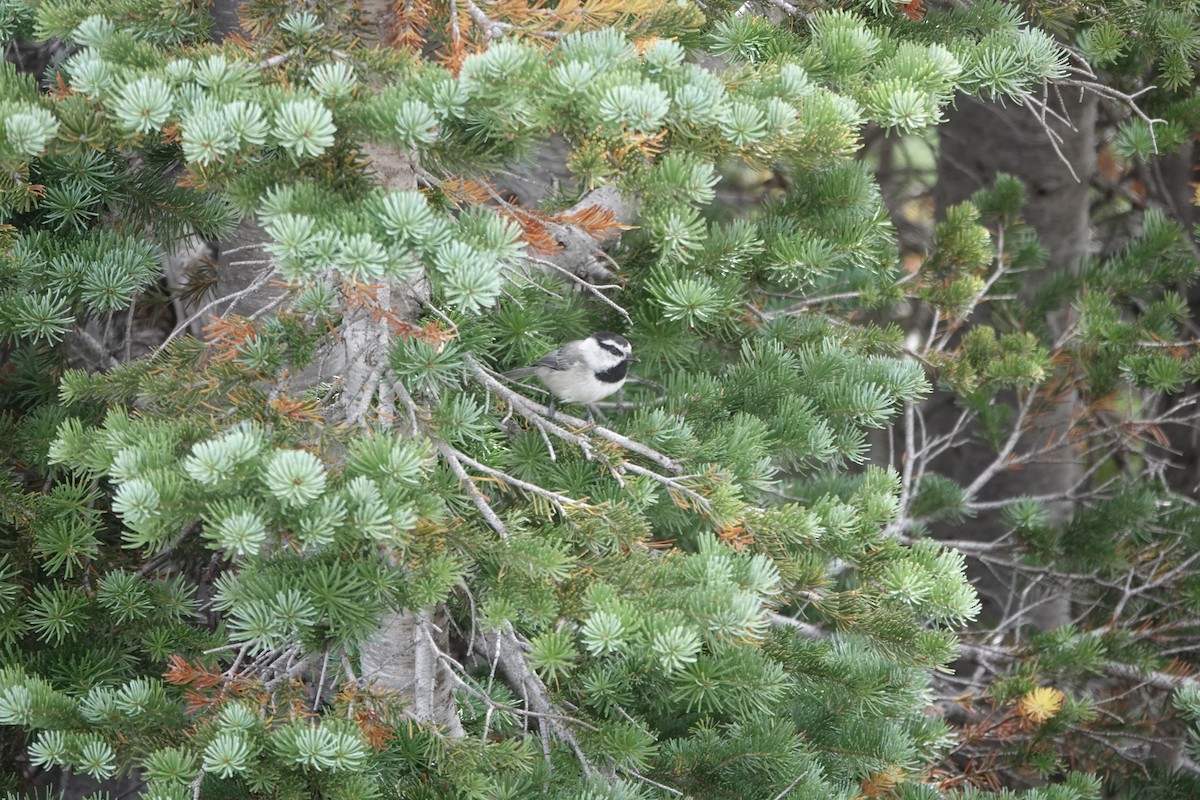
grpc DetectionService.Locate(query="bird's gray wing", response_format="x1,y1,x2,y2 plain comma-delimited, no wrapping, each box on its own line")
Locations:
533,345,582,372
504,346,578,378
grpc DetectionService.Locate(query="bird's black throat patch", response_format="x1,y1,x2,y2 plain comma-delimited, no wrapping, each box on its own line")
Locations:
595,361,629,384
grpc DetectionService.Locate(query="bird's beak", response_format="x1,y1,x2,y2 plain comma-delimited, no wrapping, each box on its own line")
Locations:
629,356,640,363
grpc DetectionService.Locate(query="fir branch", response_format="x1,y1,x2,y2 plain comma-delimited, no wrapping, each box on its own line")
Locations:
948,224,1011,346
435,439,513,538
888,400,918,538
390,375,423,436
468,358,681,473
1021,91,1081,184
313,647,332,712
448,0,462,52
474,179,630,287
137,522,201,576
964,457,1109,512
957,640,1200,695
769,772,809,800
257,53,291,70
1060,75,1163,153
69,326,119,370
438,439,579,518
420,623,598,730
766,612,826,641
477,626,596,775
189,765,205,800
388,374,512,536
619,462,714,517
623,768,685,796
123,295,137,363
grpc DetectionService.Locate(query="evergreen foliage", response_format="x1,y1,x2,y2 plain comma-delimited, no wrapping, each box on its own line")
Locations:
0,0,1198,797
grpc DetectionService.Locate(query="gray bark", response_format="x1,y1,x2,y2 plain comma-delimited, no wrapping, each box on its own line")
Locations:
333,142,465,737
359,605,466,737
209,0,246,42
1147,143,1200,498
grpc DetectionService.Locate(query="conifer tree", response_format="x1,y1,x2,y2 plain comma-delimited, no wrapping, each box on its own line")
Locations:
0,0,1197,798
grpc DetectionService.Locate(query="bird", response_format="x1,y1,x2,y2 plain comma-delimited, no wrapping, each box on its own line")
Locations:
504,332,635,421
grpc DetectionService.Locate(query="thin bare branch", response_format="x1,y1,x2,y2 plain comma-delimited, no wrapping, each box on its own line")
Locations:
152,266,277,359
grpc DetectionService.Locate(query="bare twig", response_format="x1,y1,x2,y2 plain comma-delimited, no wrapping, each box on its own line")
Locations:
961,389,1038,501
527,255,631,324
151,266,277,359
769,771,808,800
464,0,512,38
435,439,512,538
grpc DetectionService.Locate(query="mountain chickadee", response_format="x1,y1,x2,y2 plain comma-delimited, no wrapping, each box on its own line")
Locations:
505,332,634,419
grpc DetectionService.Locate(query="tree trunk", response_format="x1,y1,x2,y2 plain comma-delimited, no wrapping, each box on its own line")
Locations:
1147,143,1200,498
932,91,1097,627
936,93,1096,286
200,0,466,737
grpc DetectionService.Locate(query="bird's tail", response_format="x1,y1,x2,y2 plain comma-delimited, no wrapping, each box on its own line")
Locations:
503,367,537,379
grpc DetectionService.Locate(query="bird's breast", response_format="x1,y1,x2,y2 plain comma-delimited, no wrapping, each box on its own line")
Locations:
538,364,627,404
559,376,626,403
